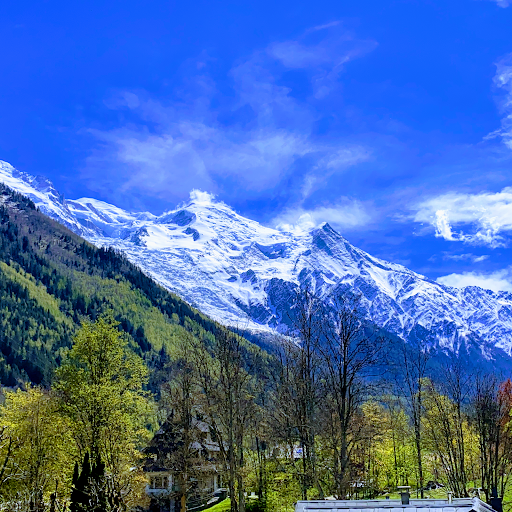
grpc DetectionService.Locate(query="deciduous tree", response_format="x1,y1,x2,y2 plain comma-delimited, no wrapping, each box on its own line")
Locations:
0,386,73,509
55,314,154,509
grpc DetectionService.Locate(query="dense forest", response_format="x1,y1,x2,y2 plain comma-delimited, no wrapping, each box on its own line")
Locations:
1,184,512,512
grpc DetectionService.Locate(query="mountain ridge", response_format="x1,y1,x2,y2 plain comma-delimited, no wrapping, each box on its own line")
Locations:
2,159,511,361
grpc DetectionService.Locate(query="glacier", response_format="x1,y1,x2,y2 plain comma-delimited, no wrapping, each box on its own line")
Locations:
2,159,512,360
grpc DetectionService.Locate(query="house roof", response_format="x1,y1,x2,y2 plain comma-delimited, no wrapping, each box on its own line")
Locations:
143,413,222,474
294,498,495,512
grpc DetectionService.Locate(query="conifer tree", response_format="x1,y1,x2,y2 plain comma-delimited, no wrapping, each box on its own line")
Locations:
90,455,107,512
70,452,91,512
69,462,80,512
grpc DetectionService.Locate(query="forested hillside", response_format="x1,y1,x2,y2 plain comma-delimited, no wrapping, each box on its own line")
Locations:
0,183,265,388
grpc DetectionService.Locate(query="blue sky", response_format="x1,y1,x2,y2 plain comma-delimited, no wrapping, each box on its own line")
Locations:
2,0,512,291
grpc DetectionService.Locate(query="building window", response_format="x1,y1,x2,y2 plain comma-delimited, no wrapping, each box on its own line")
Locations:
150,476,168,489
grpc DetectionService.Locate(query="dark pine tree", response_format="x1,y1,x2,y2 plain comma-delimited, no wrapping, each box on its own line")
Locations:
69,462,80,512
91,455,107,512
70,453,91,512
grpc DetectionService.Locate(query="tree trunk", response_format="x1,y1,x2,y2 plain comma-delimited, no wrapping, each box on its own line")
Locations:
230,446,237,512
415,423,424,499
301,444,308,500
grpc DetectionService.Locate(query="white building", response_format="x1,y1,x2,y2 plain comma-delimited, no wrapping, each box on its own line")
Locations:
295,497,498,512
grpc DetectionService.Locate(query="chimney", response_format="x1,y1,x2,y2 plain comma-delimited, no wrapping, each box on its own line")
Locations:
398,486,411,505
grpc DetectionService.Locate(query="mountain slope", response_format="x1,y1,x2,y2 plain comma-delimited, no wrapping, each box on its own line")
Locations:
0,180,267,388
1,160,511,360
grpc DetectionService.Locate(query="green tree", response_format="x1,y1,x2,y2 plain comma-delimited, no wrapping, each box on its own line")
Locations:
55,314,154,508
423,377,474,497
0,386,73,509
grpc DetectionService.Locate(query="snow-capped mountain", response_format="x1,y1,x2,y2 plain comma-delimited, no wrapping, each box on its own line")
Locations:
2,160,512,359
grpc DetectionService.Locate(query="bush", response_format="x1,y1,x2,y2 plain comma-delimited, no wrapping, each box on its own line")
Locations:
246,499,266,512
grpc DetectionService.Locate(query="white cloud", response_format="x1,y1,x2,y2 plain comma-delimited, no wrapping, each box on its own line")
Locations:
307,21,341,32
103,91,141,110
434,210,456,241
442,253,489,262
300,146,371,199
413,187,512,247
317,147,371,171
267,23,376,99
189,189,215,204
485,54,512,148
437,269,512,293
273,199,372,233
490,0,510,7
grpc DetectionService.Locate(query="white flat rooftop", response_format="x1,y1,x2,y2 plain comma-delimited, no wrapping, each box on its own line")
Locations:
295,498,495,512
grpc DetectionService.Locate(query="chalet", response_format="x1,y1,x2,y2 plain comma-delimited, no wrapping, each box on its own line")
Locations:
144,416,225,512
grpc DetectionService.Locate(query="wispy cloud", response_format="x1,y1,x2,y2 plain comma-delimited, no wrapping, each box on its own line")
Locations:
81,24,376,207
273,198,372,233
437,269,512,293
440,253,489,263
489,0,510,7
268,23,377,99
412,188,512,247
300,146,371,199
485,53,512,148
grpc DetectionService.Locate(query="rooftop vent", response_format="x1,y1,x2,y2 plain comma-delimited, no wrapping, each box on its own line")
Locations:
397,486,411,505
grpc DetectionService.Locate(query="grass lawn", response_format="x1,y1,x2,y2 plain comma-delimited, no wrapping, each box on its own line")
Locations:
206,498,231,511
